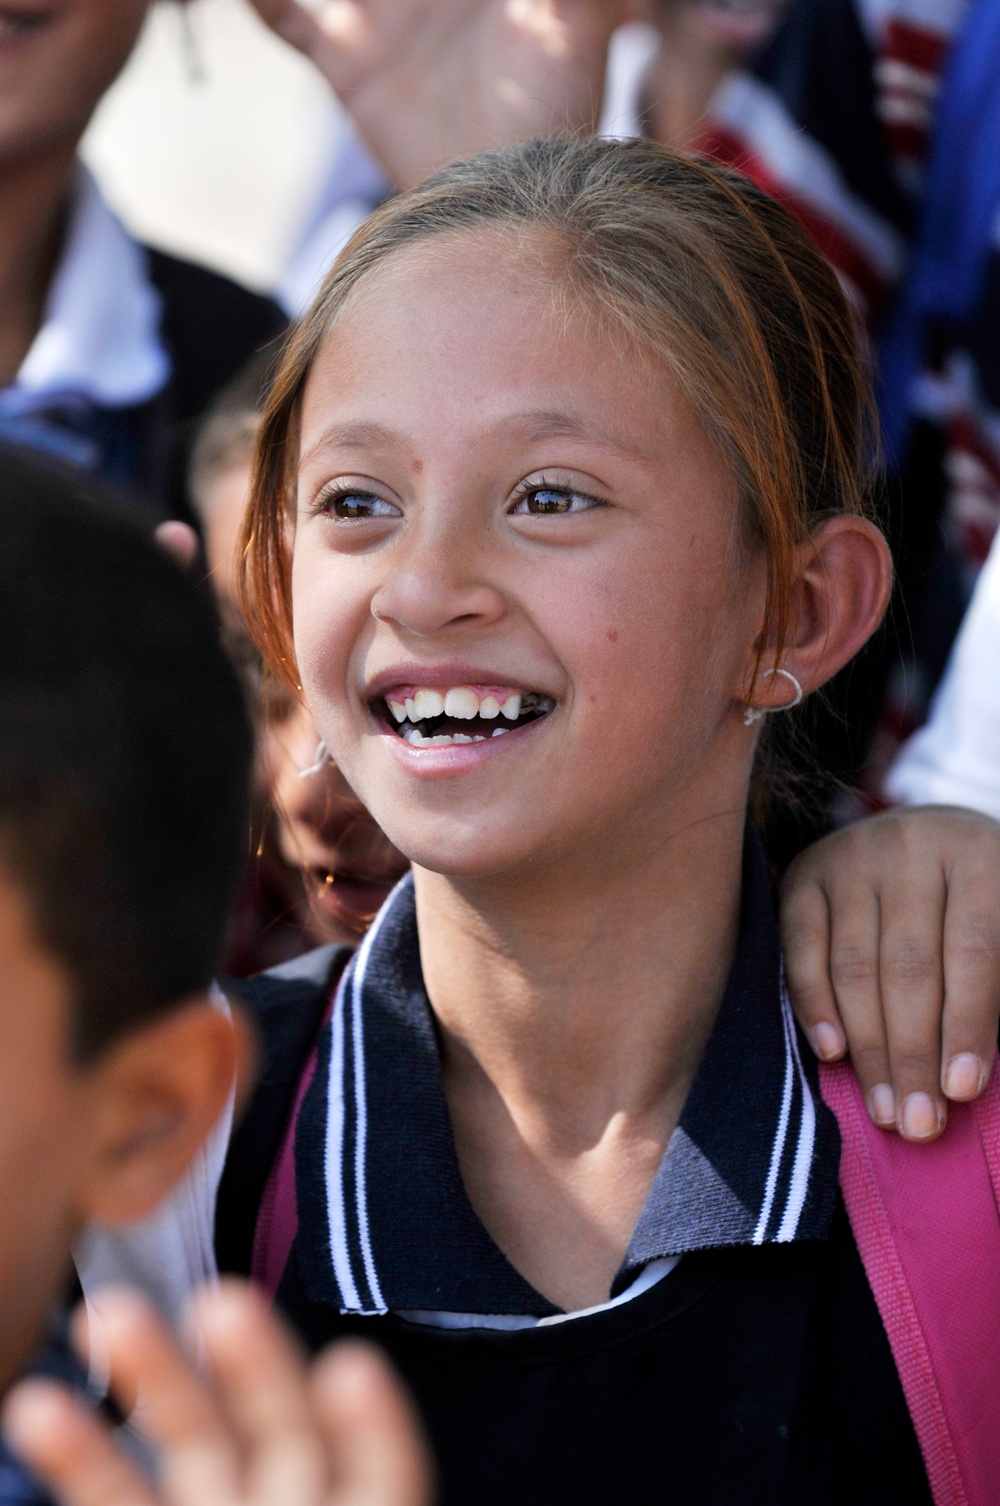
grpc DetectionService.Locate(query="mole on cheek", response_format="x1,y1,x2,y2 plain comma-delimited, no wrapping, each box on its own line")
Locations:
607,629,619,643
413,459,423,474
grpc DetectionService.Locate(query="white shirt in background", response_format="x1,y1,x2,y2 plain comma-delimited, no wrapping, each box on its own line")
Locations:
0,164,168,421
886,526,1000,819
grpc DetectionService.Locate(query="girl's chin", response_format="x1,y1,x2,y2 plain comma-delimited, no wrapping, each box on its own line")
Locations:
387,828,544,884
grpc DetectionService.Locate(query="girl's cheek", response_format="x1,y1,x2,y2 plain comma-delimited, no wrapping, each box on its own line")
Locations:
291,550,358,694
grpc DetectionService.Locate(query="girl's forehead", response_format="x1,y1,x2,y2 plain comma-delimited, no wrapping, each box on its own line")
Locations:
321,226,579,347
301,231,679,448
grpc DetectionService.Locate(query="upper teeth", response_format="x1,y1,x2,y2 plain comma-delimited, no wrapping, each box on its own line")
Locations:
414,689,443,720
445,687,479,719
386,687,533,723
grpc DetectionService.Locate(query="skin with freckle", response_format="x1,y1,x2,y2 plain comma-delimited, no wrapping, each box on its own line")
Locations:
288,229,772,1303
291,230,761,885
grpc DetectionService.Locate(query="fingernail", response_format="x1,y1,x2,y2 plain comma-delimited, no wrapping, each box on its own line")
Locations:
943,1053,983,1100
869,1083,896,1126
901,1092,940,1140
812,1022,845,1061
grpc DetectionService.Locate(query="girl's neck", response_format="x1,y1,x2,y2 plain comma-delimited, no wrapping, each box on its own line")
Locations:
0,148,76,390
413,806,746,1310
416,805,745,1137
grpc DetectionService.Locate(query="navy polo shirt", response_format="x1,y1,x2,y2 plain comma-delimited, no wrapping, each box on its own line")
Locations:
293,831,841,1321
219,830,931,1505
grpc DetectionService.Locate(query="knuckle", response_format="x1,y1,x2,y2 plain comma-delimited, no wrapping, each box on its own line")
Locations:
785,979,829,1020
881,938,938,989
830,944,877,989
887,1046,938,1080
948,913,1000,970
780,916,823,957
846,1042,887,1074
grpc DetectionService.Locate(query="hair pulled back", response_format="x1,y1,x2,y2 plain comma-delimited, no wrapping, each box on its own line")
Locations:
240,135,875,693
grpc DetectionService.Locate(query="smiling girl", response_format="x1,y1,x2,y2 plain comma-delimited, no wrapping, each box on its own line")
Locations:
224,137,989,1505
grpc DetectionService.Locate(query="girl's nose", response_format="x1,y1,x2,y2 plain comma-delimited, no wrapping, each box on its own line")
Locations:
370,528,506,638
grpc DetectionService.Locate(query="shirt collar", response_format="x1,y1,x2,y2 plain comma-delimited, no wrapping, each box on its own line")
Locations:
0,163,169,418
295,827,840,1318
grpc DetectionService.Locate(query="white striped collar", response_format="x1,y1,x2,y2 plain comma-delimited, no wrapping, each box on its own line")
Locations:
294,829,840,1319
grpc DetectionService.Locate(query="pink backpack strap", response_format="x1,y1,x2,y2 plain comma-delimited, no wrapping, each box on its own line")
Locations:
251,969,348,1296
820,1058,1000,1506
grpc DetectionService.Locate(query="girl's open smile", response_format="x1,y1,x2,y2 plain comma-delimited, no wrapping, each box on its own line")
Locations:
376,682,555,747
366,672,558,778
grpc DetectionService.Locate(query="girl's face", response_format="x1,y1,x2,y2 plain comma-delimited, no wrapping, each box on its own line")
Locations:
292,231,766,884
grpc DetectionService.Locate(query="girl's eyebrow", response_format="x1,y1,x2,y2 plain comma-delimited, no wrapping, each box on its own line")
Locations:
494,410,653,459
300,411,654,468
300,420,404,466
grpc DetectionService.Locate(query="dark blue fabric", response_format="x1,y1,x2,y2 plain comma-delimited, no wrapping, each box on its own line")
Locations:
0,403,150,494
0,1453,50,1506
879,0,1000,459
0,1313,90,1506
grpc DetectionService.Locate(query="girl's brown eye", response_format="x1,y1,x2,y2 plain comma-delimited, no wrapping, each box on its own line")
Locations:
511,486,601,516
324,490,400,520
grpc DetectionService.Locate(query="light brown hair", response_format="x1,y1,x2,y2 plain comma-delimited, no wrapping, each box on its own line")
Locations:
239,136,877,696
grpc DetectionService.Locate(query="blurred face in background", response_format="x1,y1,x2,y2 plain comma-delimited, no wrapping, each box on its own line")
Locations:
261,688,409,936
0,0,151,168
199,455,408,943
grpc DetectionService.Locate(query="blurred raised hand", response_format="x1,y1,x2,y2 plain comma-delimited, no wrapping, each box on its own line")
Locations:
247,0,625,188
3,1283,431,1506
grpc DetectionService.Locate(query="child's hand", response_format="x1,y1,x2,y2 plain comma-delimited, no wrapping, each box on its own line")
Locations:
247,0,623,190
2,1283,431,1506
780,806,1000,1141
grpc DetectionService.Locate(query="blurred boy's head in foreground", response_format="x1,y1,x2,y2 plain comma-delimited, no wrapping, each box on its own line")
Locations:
0,447,252,1391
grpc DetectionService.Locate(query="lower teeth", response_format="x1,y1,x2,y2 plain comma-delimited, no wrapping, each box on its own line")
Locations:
402,726,511,747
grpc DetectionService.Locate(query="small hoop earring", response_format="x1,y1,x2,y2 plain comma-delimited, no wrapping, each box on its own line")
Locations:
298,740,331,778
742,667,803,727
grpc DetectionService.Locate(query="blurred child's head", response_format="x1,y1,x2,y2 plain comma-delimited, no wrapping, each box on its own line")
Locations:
0,446,252,1390
191,364,407,942
241,138,891,889
0,0,154,171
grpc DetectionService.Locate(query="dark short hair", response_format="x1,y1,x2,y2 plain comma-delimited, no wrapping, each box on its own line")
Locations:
0,447,253,1058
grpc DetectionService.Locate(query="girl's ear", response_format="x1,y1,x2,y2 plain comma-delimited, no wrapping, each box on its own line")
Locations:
744,516,893,712
75,1001,254,1228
